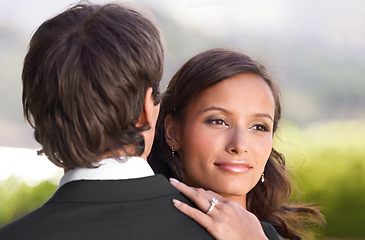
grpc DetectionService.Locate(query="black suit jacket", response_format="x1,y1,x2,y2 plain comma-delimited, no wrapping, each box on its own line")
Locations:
0,174,214,240
0,174,279,240
261,221,280,240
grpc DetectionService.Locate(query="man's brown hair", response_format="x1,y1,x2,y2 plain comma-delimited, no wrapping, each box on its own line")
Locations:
22,3,164,168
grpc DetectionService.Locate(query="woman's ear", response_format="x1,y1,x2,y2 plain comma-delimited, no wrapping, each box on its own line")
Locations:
164,114,181,151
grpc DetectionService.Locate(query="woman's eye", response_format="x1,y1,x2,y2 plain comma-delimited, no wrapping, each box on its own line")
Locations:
206,118,228,126
252,124,269,132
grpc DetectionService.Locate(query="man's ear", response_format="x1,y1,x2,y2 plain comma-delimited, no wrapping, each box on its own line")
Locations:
164,114,181,151
136,87,159,128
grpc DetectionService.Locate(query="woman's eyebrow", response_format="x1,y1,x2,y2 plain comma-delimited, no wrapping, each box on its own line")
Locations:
201,106,229,113
254,113,274,122
202,107,273,122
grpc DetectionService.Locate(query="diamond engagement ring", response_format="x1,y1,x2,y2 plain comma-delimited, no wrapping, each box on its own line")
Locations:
206,197,219,214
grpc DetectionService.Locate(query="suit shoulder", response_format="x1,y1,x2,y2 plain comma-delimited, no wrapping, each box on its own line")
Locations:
260,221,280,240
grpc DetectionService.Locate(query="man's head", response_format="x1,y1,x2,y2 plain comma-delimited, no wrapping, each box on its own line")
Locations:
22,3,164,169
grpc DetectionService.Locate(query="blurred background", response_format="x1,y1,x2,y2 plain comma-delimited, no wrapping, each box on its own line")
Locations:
0,0,364,239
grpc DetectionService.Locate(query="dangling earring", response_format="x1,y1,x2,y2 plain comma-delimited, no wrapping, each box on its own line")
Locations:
261,172,265,183
171,146,175,156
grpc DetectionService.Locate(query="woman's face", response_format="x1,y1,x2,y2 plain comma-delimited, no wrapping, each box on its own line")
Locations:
172,73,275,206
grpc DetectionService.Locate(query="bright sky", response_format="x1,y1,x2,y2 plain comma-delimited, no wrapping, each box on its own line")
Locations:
2,0,363,41
0,147,62,185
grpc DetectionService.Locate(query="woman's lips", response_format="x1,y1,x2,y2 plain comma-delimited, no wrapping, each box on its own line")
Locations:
214,162,252,173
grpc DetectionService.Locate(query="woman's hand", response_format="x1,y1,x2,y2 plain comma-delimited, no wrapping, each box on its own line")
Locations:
170,178,268,240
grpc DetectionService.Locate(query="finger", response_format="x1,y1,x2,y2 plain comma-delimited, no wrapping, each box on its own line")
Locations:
170,178,199,193
172,199,214,230
170,178,211,211
170,178,223,202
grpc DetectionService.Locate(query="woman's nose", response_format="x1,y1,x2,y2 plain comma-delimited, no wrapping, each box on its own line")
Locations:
226,129,248,155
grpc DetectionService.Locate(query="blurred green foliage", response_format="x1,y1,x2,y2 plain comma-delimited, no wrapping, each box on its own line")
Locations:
275,120,365,239
0,177,57,227
0,120,364,239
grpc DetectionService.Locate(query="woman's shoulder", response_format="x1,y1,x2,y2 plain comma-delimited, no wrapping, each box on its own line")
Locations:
260,221,280,240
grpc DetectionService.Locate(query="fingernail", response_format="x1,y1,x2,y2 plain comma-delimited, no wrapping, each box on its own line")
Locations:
172,199,181,206
169,178,179,184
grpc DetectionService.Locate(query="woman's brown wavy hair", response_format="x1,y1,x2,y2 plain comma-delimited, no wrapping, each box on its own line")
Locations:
148,48,324,239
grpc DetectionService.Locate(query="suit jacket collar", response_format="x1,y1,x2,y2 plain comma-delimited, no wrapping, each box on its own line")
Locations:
48,174,178,203
59,157,154,188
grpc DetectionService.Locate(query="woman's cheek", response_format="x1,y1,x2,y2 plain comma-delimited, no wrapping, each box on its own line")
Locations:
259,138,273,162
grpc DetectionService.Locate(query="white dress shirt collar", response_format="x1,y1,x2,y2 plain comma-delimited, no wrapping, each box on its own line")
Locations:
59,156,154,188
